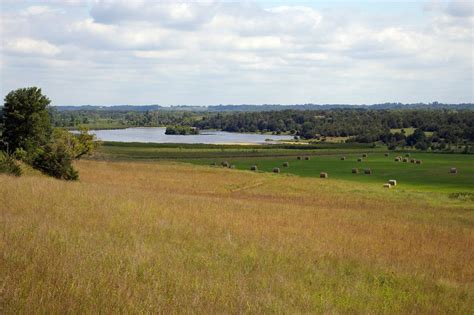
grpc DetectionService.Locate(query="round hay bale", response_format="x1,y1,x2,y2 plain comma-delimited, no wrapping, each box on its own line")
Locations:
221,161,230,167
416,160,422,164
304,156,310,160
357,158,362,162
297,156,302,160
272,167,280,173
250,165,258,171
450,167,457,174
229,165,235,169
383,183,391,189
283,162,289,167
410,159,415,163
364,168,372,175
320,172,328,178
340,156,346,160
388,179,397,186
352,168,359,174
403,158,408,162
394,157,400,162
384,153,389,157
362,153,368,158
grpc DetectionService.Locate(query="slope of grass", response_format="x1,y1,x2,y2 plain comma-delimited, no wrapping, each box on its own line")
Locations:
1,160,473,313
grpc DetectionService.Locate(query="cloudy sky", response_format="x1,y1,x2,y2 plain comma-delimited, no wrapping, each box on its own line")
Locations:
1,0,473,106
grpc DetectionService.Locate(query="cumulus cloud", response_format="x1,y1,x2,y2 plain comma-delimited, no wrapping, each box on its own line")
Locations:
0,0,472,105
4,38,61,56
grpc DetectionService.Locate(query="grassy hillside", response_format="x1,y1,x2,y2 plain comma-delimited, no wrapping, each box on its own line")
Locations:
1,160,473,313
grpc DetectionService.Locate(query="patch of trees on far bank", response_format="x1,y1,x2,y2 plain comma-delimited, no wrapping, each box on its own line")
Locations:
194,110,474,150
165,126,199,135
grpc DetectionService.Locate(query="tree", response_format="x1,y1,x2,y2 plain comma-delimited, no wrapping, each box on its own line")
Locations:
406,128,426,147
1,87,99,180
1,87,52,155
31,128,99,180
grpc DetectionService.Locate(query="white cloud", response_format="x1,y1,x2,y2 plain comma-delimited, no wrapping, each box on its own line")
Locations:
4,38,61,56
0,0,472,105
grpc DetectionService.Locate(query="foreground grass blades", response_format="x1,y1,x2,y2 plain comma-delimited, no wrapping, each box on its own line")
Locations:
1,160,473,313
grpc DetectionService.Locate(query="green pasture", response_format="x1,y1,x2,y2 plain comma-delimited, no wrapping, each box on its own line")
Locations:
187,152,474,193
94,142,474,193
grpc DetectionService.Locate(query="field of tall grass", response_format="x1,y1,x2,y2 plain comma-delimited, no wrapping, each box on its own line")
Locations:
1,160,473,313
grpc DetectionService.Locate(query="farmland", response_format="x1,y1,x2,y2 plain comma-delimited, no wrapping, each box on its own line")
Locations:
95,142,474,193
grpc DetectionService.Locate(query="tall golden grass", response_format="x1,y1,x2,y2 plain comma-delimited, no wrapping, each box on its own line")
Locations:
1,160,473,313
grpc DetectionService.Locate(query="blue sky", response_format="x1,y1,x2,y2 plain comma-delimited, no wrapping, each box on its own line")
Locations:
1,0,472,105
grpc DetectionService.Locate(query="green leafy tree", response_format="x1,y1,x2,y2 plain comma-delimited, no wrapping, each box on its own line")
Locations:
31,128,98,180
1,87,99,180
1,87,52,155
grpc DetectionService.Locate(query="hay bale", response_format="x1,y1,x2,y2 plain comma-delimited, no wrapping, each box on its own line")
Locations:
416,160,422,164
297,156,302,160
221,161,230,167
352,168,359,174
364,168,372,175
384,153,389,157
388,179,397,186
320,172,328,178
450,167,457,174
340,156,346,160
250,165,258,171
403,158,408,162
272,167,280,173
362,153,368,158
229,165,235,169
394,157,401,162
304,156,310,160
383,183,391,189
410,159,415,163
283,162,289,167
357,158,362,162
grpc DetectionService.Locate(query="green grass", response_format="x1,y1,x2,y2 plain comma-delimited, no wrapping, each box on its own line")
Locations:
390,127,433,137
93,142,474,193
95,141,383,160
186,152,474,193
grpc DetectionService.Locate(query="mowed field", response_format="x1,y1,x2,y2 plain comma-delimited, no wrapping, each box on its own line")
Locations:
1,160,473,313
188,152,474,193
96,142,474,193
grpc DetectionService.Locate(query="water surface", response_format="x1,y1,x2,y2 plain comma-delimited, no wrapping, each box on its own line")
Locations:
88,127,293,144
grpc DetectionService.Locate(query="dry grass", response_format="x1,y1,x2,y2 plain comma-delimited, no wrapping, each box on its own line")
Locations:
1,160,473,313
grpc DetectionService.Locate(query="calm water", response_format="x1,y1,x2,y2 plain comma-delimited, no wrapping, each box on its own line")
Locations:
88,127,293,144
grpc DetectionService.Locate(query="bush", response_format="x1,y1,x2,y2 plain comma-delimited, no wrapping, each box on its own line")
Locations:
0,151,22,176
32,144,78,181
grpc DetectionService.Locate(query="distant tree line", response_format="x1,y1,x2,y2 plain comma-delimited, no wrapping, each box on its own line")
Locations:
26,106,473,152
193,109,473,149
49,109,199,128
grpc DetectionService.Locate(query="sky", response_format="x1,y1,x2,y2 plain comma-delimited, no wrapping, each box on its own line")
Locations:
0,0,473,106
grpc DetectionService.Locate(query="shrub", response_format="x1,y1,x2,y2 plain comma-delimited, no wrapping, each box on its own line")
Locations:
0,151,22,176
32,144,78,180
